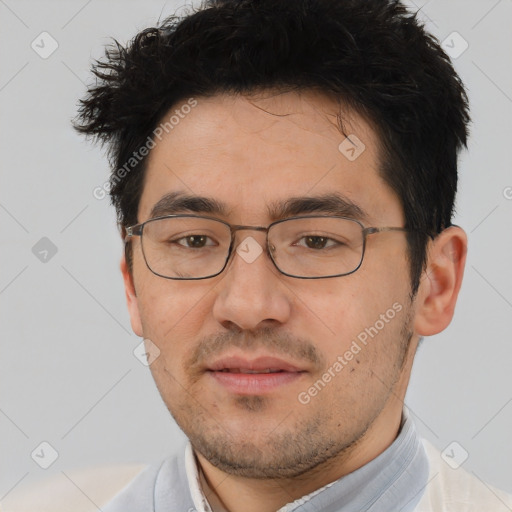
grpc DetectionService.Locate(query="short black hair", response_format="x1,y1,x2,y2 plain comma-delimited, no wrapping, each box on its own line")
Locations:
74,0,470,294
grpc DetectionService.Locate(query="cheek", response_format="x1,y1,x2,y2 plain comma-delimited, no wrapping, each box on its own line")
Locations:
296,273,408,358
138,284,210,399
135,277,210,347
296,280,375,338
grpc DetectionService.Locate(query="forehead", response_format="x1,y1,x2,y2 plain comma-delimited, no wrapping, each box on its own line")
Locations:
139,91,402,225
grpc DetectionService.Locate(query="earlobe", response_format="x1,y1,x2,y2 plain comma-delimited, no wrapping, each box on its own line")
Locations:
120,255,144,337
414,226,467,336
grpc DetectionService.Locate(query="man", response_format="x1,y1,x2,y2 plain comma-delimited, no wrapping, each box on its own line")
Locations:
10,0,509,510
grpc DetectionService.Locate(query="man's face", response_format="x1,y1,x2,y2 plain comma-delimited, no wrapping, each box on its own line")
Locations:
125,91,419,479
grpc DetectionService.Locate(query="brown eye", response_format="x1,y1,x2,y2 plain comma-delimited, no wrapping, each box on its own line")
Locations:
171,235,215,248
305,236,329,249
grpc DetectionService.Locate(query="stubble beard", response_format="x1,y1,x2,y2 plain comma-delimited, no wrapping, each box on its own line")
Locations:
161,308,415,480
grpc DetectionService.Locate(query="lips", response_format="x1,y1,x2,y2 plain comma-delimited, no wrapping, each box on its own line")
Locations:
218,368,284,374
207,356,304,373
206,355,306,394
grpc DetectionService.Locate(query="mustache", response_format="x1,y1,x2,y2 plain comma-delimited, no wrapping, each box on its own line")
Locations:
185,326,325,371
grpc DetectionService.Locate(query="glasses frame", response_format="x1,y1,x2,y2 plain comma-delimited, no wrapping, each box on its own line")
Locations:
125,214,430,280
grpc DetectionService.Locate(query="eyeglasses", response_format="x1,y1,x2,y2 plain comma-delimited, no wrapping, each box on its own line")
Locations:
125,214,421,280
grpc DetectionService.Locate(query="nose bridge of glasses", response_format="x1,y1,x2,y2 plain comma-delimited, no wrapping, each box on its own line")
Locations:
231,224,268,241
228,224,279,259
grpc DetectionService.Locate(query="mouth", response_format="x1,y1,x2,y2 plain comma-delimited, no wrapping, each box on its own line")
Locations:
217,368,287,374
206,355,307,394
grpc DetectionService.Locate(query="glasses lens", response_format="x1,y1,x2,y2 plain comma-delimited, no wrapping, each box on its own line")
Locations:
269,217,364,278
141,217,231,279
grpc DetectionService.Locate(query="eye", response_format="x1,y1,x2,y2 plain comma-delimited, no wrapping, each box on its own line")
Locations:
296,235,341,250
172,235,216,248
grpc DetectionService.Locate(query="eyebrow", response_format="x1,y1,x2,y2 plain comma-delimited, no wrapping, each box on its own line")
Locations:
267,193,368,223
149,191,369,223
149,191,232,219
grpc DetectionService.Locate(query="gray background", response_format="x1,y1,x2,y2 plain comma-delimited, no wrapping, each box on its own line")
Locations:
1,0,511,500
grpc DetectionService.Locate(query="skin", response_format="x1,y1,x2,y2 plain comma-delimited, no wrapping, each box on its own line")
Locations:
121,91,467,512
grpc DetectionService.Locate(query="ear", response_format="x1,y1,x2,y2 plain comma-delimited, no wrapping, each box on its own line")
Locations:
121,255,144,337
414,226,467,336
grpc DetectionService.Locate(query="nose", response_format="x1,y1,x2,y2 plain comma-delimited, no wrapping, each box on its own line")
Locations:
212,233,292,331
